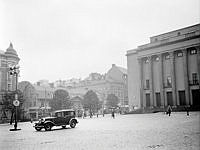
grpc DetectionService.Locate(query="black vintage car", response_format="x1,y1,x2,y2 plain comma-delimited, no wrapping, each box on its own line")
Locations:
34,109,78,131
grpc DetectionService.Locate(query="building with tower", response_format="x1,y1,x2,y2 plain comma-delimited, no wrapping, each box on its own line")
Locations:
0,43,20,122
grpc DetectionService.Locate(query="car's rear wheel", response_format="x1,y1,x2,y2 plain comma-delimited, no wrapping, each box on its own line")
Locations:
35,127,42,131
70,120,76,128
45,123,52,131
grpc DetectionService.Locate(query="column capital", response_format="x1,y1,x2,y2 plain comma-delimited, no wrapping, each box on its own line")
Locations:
169,51,175,57
137,58,143,64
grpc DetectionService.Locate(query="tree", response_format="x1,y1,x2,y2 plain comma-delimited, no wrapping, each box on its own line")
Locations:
82,90,100,115
106,94,119,108
50,89,70,111
1,90,25,124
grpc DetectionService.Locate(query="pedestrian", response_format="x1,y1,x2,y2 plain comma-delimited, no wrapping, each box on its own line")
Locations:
90,112,93,118
82,111,85,119
167,105,172,116
185,106,190,116
111,111,115,119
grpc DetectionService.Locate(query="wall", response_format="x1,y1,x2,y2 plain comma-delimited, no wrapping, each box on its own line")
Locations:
127,52,140,109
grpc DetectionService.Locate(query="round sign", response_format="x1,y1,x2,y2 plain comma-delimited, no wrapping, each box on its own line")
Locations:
13,100,20,106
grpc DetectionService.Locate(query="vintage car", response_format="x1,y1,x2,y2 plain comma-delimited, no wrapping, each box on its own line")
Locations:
34,109,78,131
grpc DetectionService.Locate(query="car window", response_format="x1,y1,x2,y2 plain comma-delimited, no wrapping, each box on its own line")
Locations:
63,111,74,117
56,112,62,117
63,111,70,116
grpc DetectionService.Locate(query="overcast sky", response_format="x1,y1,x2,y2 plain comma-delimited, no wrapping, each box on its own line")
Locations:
0,0,199,83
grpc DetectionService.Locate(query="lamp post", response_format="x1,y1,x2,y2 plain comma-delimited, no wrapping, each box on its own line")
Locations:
9,65,21,131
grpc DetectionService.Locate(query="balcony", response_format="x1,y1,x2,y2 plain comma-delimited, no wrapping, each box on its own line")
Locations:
163,83,172,88
189,80,199,86
143,86,150,90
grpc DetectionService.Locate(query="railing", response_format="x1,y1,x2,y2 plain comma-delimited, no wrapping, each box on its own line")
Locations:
163,83,172,88
143,86,150,90
189,80,199,86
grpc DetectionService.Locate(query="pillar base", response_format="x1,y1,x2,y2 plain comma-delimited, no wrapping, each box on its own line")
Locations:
9,128,21,131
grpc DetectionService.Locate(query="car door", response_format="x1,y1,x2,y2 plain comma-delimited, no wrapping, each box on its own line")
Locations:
54,112,63,126
63,111,72,125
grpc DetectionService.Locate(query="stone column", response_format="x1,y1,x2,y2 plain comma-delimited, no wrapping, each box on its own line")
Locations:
138,58,144,108
183,50,190,105
149,56,154,107
159,54,165,107
170,51,177,106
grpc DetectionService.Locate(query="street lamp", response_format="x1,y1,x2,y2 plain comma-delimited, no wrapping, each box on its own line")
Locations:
9,65,21,131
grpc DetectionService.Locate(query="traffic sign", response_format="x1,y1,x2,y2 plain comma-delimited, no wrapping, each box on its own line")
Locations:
13,100,20,106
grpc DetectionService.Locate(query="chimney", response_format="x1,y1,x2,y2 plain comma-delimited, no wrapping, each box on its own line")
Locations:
112,64,116,67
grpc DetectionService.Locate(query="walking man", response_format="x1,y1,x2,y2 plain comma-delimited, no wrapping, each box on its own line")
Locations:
111,110,115,119
167,105,172,116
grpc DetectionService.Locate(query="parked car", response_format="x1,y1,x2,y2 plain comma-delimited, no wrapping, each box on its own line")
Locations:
34,109,78,131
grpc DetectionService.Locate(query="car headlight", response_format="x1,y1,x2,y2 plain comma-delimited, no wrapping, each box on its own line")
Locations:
39,118,45,123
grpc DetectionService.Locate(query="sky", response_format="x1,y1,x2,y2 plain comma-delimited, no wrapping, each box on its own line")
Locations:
0,0,199,83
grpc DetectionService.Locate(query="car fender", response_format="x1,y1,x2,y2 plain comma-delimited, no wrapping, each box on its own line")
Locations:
44,121,56,126
69,118,78,124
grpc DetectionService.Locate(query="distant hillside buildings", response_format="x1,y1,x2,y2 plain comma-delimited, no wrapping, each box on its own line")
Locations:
17,64,127,120
127,24,200,110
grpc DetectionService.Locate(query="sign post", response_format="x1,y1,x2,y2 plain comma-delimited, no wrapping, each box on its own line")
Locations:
10,95,21,131
9,66,21,131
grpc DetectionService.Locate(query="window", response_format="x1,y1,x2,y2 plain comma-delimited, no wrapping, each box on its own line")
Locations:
41,101,44,107
177,52,183,57
64,111,74,116
146,79,150,89
167,76,172,87
165,54,170,60
7,84,12,91
192,73,198,84
56,112,62,117
185,32,195,38
190,49,197,55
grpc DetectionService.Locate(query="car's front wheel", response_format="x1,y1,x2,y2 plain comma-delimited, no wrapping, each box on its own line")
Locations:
70,120,76,128
35,127,42,131
44,123,52,131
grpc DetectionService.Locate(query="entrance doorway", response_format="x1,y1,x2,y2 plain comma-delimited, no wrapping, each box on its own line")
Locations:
192,89,200,106
167,92,173,106
146,93,150,107
156,92,161,107
179,91,186,106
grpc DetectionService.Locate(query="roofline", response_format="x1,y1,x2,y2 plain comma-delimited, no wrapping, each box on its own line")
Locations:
150,23,200,39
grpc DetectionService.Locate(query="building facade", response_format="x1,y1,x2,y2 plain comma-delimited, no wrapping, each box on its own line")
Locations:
65,64,128,109
127,24,200,110
0,43,20,122
18,81,54,120
0,43,20,93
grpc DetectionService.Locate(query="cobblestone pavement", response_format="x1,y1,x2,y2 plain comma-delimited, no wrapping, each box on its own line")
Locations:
0,112,199,150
